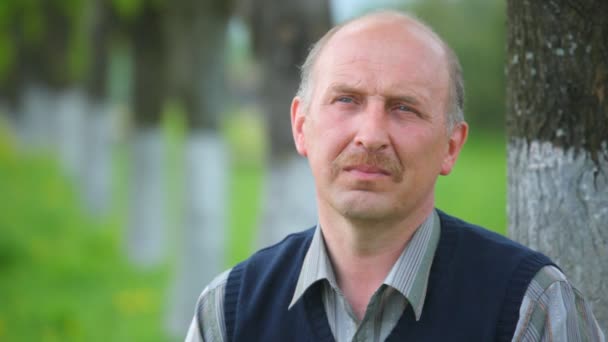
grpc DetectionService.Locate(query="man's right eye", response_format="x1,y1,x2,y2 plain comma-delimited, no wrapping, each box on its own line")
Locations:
336,96,355,103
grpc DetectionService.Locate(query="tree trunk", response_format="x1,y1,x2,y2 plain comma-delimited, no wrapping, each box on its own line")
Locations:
13,2,89,187
18,82,54,149
0,16,22,132
15,2,69,150
80,0,114,215
164,0,232,336
54,87,87,181
81,103,113,215
506,0,608,331
126,3,168,267
246,0,332,247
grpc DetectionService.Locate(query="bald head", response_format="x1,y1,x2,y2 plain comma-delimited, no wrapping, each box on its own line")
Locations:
296,10,464,130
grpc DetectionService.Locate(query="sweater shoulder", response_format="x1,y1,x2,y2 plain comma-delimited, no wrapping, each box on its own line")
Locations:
435,208,555,280
437,209,538,255
228,226,316,285
244,227,316,263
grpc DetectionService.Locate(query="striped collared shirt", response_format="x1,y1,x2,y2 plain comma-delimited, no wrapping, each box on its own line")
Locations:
287,210,439,341
185,210,605,341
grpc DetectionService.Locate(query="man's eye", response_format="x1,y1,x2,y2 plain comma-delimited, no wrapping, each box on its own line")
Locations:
337,96,355,103
396,104,412,112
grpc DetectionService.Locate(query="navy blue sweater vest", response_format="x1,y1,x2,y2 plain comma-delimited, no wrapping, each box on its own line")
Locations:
223,210,555,341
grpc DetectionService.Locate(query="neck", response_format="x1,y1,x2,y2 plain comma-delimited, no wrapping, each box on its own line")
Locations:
318,204,433,321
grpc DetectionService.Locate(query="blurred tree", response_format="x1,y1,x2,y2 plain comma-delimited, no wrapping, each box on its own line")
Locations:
163,0,234,336
243,0,332,248
409,0,506,131
80,0,114,215
506,0,607,331
6,1,89,180
0,0,115,215
123,1,169,268
0,1,21,122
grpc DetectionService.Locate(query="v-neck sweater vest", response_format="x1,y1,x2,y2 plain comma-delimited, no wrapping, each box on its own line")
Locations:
223,210,554,342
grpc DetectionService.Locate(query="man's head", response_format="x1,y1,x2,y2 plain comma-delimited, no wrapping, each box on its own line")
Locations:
290,10,468,226
296,11,465,131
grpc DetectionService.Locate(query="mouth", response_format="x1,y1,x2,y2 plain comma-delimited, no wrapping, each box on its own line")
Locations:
343,164,391,177
332,150,403,183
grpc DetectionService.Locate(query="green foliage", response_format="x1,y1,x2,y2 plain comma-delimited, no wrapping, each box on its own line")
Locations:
0,0,90,84
12,1,45,45
0,125,171,341
111,0,146,20
111,0,166,21
408,0,507,131
66,1,90,83
0,30,14,80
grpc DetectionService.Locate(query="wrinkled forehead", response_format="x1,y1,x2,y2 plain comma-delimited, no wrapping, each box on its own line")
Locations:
318,15,448,73
337,14,446,55
311,14,451,96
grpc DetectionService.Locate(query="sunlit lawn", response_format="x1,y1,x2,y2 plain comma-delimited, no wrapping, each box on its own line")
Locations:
0,122,170,341
436,131,507,235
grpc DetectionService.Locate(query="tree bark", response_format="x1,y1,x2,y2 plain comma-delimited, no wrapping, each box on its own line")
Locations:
506,0,608,331
126,3,169,267
16,2,77,150
164,0,233,336
80,0,113,215
245,0,332,247
130,5,167,129
14,2,90,189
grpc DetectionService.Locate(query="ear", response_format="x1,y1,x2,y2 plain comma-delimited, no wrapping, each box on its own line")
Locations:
291,96,308,157
440,122,468,175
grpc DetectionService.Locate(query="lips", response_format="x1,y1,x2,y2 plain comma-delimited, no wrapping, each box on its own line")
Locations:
344,164,391,176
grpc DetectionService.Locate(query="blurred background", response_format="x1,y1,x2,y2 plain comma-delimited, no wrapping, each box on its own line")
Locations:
0,0,506,340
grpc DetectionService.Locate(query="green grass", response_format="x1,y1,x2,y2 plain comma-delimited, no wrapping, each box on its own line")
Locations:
223,111,266,266
0,123,170,341
435,131,507,234
226,165,263,266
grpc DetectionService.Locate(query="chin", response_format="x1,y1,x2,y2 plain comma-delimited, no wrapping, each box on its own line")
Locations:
342,209,391,222
334,193,399,222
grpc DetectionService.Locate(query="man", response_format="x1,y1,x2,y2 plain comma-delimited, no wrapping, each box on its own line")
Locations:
186,10,605,342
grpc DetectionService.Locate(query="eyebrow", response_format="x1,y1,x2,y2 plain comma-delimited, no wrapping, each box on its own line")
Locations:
327,83,422,106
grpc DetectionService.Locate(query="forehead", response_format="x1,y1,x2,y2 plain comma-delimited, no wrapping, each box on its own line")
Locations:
313,16,450,98
334,15,446,56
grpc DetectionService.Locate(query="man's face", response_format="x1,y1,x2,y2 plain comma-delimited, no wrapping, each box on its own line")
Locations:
291,19,467,224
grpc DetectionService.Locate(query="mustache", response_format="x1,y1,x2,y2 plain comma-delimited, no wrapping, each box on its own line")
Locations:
332,150,403,182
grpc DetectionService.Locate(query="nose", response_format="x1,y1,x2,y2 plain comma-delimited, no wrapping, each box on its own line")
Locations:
354,103,389,152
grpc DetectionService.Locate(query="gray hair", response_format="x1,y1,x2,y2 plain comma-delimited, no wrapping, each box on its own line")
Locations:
295,10,465,131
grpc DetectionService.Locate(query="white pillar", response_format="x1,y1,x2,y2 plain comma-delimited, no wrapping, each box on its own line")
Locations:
127,127,167,267
19,83,54,149
167,131,229,336
258,156,317,248
55,88,87,180
81,102,114,215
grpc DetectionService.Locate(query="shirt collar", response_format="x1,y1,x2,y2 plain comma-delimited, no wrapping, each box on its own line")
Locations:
288,209,441,321
288,225,338,309
383,209,440,320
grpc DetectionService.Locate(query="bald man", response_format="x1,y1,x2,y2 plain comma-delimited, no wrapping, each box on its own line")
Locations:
186,10,604,342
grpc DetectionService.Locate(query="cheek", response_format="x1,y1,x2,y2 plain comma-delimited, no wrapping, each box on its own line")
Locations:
392,129,446,165
309,117,354,158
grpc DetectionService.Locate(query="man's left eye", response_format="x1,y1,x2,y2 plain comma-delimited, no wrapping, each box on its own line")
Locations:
395,105,412,112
